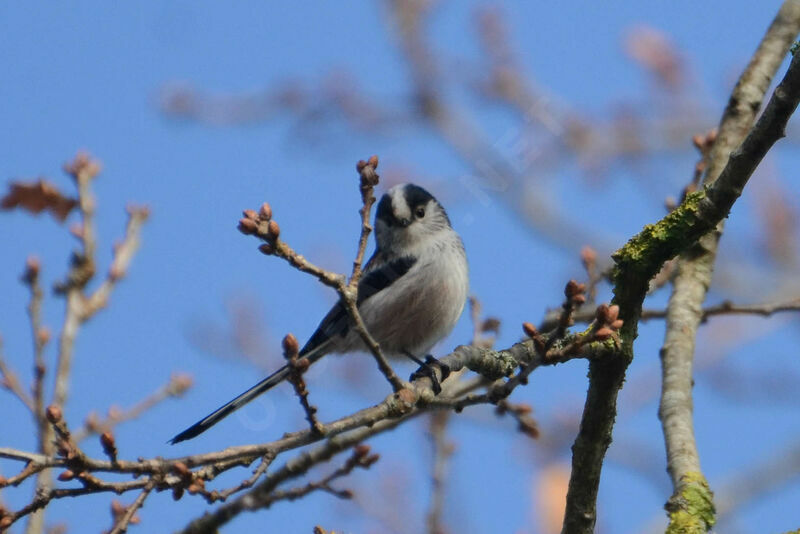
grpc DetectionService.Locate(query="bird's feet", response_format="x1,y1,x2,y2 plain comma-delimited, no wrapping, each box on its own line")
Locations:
408,354,451,395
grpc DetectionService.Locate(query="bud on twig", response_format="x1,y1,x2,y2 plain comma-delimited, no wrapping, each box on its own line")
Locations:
171,461,191,479
522,322,538,338
282,333,299,356
267,220,280,239
100,431,118,462
595,327,614,341
23,256,40,284
354,444,371,458
238,218,258,235
46,404,63,424
565,280,586,299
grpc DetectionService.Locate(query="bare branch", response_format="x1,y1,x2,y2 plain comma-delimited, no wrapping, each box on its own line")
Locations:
658,4,800,533
0,341,35,412
426,412,453,534
349,155,380,288
73,373,193,443
108,481,153,534
563,15,800,532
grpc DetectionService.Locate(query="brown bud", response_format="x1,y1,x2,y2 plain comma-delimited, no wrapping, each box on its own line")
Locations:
354,444,371,458
611,319,624,330
259,202,272,220
110,499,125,516
691,133,705,150
0,517,12,529
367,155,379,169
595,303,609,323
564,280,585,299
100,431,115,450
168,373,194,395
282,333,299,356
172,486,185,501
24,256,41,282
238,218,258,234
519,421,540,439
171,461,191,478
395,388,418,408
258,243,274,255
572,294,587,306
580,246,596,266
594,327,614,341
46,404,63,423
291,358,310,372
242,209,258,220
356,159,367,172
267,220,280,239
515,403,533,414
58,470,75,481
187,479,205,494
605,305,620,323
522,322,538,338
37,327,51,345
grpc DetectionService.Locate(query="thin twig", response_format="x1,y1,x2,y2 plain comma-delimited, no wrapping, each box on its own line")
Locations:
349,156,380,288
73,373,192,442
23,257,50,453
0,344,35,412
214,452,276,502
108,481,154,534
543,297,800,329
426,411,453,534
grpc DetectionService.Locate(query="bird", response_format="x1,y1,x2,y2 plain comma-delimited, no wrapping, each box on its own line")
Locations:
169,183,469,444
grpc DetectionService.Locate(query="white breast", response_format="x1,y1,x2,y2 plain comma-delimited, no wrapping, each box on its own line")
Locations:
346,233,469,358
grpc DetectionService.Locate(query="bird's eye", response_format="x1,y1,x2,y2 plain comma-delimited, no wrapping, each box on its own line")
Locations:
415,206,425,218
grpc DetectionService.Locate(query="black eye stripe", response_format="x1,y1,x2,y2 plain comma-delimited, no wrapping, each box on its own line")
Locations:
376,193,394,226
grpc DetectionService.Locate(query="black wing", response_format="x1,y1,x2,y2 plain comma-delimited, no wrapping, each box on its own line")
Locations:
298,253,417,356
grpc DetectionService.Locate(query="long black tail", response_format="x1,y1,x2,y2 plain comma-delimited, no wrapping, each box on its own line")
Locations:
169,348,327,444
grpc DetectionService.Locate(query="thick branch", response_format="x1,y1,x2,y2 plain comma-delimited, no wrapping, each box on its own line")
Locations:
659,4,800,533
562,29,800,534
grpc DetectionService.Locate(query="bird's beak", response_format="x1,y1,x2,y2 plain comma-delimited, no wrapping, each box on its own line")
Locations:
398,218,411,227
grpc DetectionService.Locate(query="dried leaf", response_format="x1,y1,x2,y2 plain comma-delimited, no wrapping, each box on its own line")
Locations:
1,179,78,222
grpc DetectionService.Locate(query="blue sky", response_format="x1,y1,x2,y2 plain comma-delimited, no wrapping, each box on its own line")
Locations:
2,2,799,533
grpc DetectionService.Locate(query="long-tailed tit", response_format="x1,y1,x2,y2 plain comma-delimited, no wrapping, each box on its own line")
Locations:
170,183,469,444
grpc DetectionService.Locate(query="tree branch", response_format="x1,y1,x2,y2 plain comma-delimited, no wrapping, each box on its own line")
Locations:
562,21,800,533
659,4,800,533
